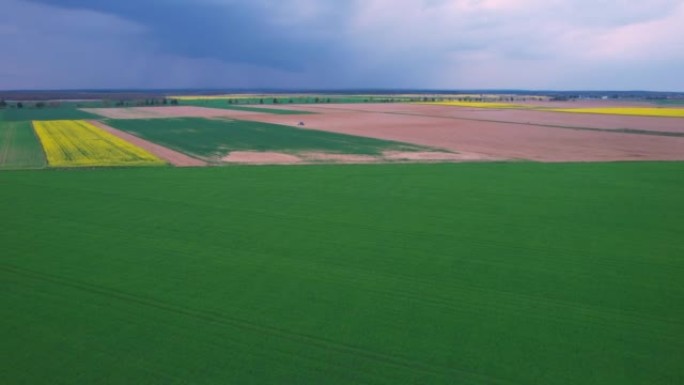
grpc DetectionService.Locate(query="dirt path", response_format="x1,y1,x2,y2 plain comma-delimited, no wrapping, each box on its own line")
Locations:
87,121,207,167
220,150,500,165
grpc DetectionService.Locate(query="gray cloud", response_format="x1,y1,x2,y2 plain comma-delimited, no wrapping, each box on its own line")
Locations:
1,0,683,90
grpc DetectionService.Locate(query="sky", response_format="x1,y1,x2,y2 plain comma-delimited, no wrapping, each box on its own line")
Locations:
1,0,683,91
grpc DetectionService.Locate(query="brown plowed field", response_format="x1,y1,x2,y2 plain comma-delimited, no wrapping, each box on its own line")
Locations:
87,120,207,167
269,103,684,133
230,104,684,162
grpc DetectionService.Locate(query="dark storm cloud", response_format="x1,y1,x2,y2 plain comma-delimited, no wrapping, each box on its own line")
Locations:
24,0,343,71
2,0,683,90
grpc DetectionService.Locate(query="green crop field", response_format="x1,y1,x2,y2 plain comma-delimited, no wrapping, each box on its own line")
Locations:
0,121,46,169
106,117,424,161
0,107,99,122
2,162,683,384
179,99,315,114
175,95,417,105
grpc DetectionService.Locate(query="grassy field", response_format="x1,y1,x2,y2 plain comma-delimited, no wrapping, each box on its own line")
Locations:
107,117,425,161
0,121,46,169
653,99,684,106
179,99,315,115
34,120,165,167
0,107,99,122
2,162,683,385
173,95,416,104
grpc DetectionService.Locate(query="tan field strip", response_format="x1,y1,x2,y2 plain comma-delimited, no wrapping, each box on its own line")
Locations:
221,150,499,165
87,121,206,167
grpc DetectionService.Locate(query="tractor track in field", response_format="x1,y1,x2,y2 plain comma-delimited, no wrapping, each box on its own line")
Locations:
0,123,14,163
2,264,521,385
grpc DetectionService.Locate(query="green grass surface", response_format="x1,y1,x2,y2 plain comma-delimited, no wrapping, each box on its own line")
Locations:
2,162,683,384
180,99,315,114
653,99,684,106
0,107,99,122
107,117,424,161
177,95,416,105
0,121,46,169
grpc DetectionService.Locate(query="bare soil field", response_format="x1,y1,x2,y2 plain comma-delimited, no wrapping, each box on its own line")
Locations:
222,151,303,164
231,104,684,162
277,103,684,133
87,120,206,167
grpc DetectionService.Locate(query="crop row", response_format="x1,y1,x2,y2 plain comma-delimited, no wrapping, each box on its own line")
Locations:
33,120,165,167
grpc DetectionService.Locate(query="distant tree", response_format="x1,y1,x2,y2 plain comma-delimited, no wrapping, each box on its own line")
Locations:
273,98,279,104
260,98,264,104
35,102,46,108
163,99,168,105
171,99,178,105
0,99,7,109
17,102,23,109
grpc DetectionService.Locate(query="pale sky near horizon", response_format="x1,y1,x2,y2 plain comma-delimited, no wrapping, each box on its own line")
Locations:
1,0,683,91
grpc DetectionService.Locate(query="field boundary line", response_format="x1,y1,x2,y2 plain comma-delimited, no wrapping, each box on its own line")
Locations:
87,120,207,167
30,121,49,168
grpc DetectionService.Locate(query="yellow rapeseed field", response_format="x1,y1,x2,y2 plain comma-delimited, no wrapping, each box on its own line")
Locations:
33,120,165,167
423,102,684,118
545,107,684,118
